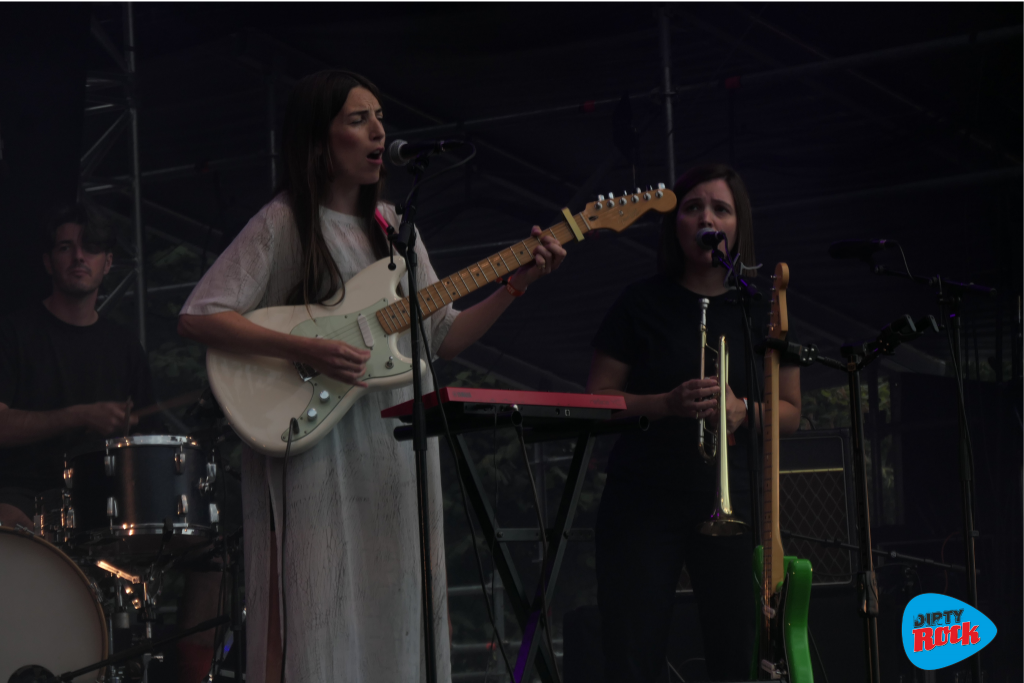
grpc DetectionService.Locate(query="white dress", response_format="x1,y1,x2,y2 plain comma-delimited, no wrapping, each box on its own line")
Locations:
181,196,458,683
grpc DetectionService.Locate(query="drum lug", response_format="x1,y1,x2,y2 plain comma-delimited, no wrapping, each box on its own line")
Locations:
174,447,186,474
104,455,116,476
177,495,189,516
209,502,220,524
106,496,119,518
199,462,218,494
61,490,76,531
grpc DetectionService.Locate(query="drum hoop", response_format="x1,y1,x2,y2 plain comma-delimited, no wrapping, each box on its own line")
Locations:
0,527,109,663
103,434,200,449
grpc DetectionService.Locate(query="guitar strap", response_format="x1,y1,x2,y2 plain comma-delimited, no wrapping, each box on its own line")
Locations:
373,207,392,237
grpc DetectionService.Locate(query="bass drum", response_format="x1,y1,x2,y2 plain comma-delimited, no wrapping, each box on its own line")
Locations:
0,527,107,682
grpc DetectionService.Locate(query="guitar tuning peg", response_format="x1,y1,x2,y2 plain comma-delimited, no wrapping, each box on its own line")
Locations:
647,184,654,191
657,182,666,190
597,194,605,201
607,192,615,199
635,188,642,194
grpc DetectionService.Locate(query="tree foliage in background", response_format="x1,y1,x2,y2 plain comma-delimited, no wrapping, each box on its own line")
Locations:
800,377,897,523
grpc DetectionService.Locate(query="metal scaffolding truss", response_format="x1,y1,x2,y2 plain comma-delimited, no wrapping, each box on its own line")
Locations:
81,3,146,348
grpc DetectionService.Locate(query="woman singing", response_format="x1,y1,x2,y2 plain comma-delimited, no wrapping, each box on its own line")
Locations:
178,70,566,682
587,164,801,681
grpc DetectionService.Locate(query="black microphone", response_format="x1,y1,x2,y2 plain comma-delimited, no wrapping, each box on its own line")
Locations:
828,239,898,260
388,139,466,166
694,228,726,250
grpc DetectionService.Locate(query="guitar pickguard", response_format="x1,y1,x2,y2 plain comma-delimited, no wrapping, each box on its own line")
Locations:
280,298,413,443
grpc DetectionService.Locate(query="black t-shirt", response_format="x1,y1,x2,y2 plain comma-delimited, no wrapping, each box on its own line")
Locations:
0,303,154,491
593,273,788,497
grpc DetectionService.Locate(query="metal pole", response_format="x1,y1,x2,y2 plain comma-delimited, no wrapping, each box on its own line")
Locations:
847,359,882,683
867,364,883,523
658,6,676,183
267,53,279,192
125,2,146,349
670,21,1021,97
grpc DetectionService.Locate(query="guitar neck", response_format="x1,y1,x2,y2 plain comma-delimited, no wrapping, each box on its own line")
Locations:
375,213,590,335
762,345,785,595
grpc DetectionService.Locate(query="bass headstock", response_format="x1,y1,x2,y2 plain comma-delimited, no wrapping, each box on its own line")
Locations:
769,262,790,341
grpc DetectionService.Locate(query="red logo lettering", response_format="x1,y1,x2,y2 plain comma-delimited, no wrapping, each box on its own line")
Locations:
913,628,934,652
950,624,962,644
934,626,949,646
962,622,980,645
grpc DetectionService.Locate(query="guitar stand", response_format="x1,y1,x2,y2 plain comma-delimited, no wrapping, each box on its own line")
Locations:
393,403,647,683
766,314,938,683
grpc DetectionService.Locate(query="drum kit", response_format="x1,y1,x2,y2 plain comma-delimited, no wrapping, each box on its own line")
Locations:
0,419,239,683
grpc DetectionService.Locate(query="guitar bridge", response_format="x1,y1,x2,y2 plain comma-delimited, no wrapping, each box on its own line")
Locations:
294,362,320,382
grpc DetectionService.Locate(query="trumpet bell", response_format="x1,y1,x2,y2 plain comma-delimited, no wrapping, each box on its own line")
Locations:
697,513,748,537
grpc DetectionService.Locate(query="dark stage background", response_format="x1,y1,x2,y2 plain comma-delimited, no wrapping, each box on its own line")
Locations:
0,3,1019,682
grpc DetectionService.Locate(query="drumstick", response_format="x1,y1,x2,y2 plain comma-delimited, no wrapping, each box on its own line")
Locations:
132,389,206,419
123,396,133,436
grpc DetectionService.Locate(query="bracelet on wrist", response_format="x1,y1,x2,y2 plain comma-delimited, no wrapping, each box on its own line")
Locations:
505,278,526,297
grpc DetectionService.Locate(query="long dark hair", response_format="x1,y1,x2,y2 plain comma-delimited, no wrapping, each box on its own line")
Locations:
279,69,389,306
657,163,757,279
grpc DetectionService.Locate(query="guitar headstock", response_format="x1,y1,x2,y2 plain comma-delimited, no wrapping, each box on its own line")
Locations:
582,184,678,232
769,262,790,341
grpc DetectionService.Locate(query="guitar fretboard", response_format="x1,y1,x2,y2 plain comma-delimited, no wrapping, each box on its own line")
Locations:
375,216,591,335
762,345,779,598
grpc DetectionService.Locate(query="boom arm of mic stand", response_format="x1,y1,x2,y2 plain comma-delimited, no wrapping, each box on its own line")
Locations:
873,265,997,298
710,249,761,301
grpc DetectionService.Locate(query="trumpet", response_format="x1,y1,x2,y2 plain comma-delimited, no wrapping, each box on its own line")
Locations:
696,297,748,537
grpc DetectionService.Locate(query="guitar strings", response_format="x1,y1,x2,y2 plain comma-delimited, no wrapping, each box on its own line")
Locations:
307,221,586,351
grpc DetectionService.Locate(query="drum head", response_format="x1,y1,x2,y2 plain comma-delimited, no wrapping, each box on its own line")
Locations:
0,528,107,682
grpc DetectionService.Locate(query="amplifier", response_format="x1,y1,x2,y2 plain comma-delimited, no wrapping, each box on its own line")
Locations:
678,428,855,591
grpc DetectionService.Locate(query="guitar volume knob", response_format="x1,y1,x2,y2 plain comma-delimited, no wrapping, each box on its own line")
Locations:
307,408,318,421
319,390,330,403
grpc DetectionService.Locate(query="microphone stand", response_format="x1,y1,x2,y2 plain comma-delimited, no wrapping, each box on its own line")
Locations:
765,314,939,683
389,153,439,683
710,248,762,547
871,264,995,683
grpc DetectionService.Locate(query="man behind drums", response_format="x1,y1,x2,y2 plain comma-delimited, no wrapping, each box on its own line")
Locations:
0,206,220,683
0,203,152,530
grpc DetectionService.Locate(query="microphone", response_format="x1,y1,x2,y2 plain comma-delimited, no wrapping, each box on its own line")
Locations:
828,239,898,260
388,139,466,166
694,228,726,250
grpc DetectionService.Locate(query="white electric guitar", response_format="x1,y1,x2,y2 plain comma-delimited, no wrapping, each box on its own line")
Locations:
206,187,677,456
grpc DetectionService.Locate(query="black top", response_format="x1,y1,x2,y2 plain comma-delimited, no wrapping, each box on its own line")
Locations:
592,273,790,496
0,303,154,491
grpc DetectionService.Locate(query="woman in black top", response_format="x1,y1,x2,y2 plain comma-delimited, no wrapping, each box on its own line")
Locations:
588,164,801,681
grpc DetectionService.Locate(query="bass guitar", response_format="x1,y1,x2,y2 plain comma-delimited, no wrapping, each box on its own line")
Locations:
206,188,677,456
751,263,814,681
